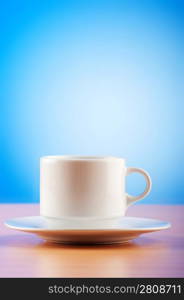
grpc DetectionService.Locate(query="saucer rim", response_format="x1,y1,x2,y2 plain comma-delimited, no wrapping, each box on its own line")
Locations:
4,216,171,232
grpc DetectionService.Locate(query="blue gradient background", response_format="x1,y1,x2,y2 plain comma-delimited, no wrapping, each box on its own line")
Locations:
0,0,183,204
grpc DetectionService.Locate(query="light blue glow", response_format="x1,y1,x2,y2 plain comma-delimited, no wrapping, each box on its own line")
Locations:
0,0,183,203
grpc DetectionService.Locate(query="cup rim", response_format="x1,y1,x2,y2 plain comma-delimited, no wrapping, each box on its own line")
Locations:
40,155,125,162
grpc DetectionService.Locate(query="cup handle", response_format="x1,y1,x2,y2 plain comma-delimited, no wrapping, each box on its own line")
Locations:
126,167,152,206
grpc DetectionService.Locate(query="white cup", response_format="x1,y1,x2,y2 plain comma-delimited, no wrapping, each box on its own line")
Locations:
40,156,151,222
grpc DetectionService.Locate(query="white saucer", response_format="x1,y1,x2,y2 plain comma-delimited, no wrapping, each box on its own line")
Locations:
5,216,171,244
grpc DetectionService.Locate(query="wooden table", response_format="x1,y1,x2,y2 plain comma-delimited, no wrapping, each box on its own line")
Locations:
0,204,183,277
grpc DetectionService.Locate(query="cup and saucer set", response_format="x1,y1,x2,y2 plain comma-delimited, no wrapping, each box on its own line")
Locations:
5,156,170,244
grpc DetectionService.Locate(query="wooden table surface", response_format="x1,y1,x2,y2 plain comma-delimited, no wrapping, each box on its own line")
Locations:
0,204,183,278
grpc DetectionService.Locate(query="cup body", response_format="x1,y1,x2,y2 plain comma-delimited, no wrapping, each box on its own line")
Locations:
40,156,127,219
